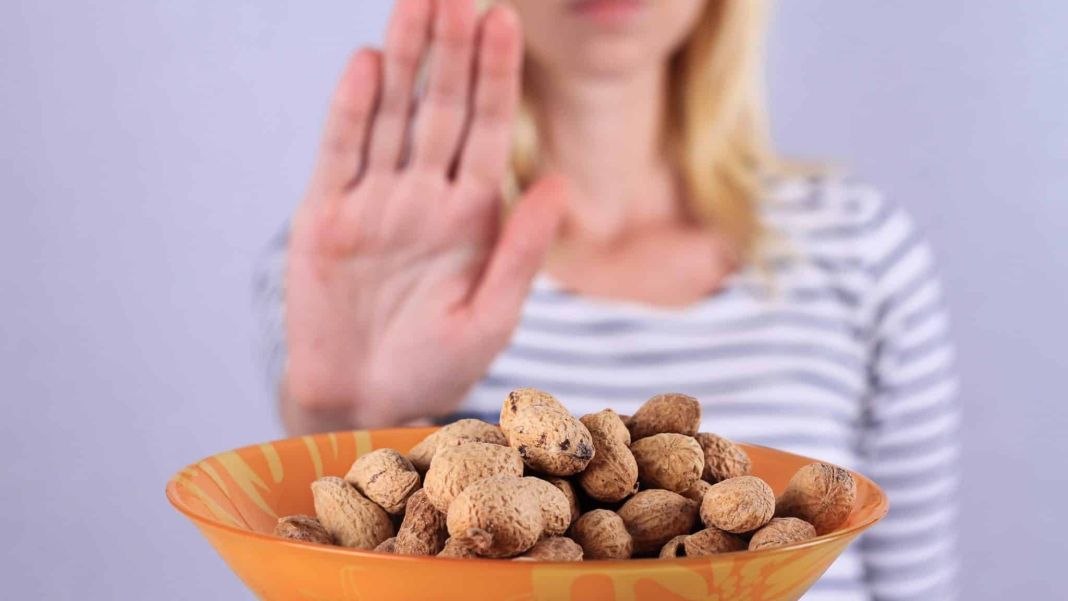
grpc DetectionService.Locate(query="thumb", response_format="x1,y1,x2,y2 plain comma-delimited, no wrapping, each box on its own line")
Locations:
470,173,570,333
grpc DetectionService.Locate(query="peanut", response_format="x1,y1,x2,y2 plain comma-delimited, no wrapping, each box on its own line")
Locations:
310,476,394,549
273,515,333,545
407,419,507,473
500,389,595,476
423,441,523,513
694,432,751,483
680,479,713,504
627,393,701,440
659,527,746,558
630,433,704,493
572,509,633,560
659,535,688,559
617,489,698,556
438,528,494,558
518,476,572,537
446,475,567,558
499,387,558,433
578,410,639,502
775,463,857,535
749,517,817,551
344,448,420,515
394,489,448,556
545,477,581,528
700,475,775,534
514,536,584,562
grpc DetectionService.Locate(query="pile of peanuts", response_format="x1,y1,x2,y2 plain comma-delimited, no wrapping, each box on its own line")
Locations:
274,389,857,560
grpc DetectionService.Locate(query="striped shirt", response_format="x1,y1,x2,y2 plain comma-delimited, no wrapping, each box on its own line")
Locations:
254,176,960,600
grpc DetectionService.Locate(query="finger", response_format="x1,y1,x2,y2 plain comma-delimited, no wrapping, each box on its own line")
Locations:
312,49,382,193
410,0,478,173
470,174,569,332
456,5,522,192
366,0,434,172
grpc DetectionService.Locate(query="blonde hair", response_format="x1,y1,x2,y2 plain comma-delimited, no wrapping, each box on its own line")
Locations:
492,0,776,262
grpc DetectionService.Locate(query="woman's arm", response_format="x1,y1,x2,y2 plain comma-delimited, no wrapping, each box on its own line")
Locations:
860,203,961,600
254,1,568,435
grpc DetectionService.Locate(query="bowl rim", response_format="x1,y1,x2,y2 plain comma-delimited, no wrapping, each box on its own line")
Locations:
167,426,889,567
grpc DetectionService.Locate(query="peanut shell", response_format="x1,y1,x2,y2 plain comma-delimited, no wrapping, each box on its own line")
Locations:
659,527,745,558
407,419,507,472
700,475,775,534
446,476,545,558
545,477,581,528
438,528,494,558
617,489,698,556
680,479,713,504
775,463,856,535
513,536,584,562
374,537,397,553
423,441,524,513
695,432,751,483
394,489,448,556
658,535,689,559
572,509,633,560
580,409,631,446
505,404,595,476
685,527,747,555
517,476,572,537
628,393,701,440
749,517,817,551
344,448,420,515
499,387,560,433
578,410,639,502
311,476,394,549
273,515,333,545
630,433,704,493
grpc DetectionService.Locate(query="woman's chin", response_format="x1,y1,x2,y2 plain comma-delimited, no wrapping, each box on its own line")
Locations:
545,43,661,80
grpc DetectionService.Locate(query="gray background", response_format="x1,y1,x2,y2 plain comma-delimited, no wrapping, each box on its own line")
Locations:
2,0,1064,598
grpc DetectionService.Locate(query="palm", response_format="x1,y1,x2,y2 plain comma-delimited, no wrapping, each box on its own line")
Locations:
284,0,566,427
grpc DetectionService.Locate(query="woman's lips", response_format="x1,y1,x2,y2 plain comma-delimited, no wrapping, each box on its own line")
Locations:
569,0,645,24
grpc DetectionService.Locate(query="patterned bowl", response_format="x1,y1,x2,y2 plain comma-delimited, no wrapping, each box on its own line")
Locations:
167,427,887,601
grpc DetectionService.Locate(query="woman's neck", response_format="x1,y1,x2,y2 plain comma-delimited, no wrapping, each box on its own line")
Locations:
528,62,682,243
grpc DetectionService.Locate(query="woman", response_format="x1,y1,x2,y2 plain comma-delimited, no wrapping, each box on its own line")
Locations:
255,0,960,598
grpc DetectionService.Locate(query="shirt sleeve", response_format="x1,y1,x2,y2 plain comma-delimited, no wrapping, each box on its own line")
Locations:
251,222,290,398
859,202,961,600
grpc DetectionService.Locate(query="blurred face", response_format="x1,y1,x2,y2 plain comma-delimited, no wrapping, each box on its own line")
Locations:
506,0,706,79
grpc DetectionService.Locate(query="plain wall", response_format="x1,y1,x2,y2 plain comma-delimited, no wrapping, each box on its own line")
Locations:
1,1,1064,598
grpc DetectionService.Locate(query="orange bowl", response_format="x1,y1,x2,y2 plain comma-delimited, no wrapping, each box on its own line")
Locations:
167,428,887,601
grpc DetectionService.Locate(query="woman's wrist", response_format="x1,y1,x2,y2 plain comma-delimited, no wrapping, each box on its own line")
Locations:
282,369,454,433
280,372,387,433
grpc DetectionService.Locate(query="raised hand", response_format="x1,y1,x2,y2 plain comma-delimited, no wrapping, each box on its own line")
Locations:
283,0,567,430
